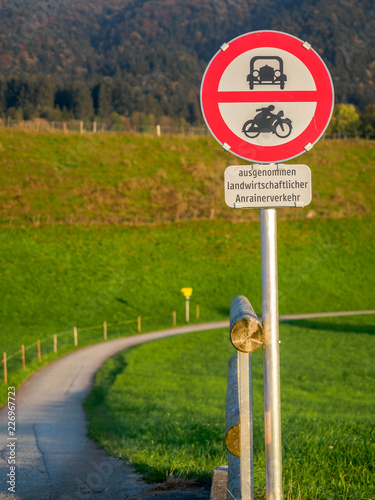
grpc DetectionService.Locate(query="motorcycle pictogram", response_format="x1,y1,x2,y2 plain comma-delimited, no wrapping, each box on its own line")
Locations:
242,105,293,139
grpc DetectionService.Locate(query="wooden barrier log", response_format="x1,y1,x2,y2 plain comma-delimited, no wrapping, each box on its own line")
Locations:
227,452,241,500
230,296,264,353
225,354,240,457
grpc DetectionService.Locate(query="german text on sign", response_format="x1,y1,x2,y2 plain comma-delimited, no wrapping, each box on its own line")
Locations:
224,164,312,208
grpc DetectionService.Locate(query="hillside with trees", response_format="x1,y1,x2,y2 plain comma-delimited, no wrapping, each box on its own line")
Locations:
0,0,374,127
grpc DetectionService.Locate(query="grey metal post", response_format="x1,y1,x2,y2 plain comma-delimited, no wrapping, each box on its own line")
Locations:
185,296,190,323
260,208,283,500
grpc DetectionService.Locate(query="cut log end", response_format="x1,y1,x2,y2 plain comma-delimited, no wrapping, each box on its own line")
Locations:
230,317,264,353
225,424,240,457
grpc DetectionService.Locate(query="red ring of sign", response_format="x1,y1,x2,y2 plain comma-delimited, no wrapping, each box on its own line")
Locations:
200,31,334,163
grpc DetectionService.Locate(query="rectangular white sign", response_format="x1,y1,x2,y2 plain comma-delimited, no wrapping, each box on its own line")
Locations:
224,164,312,209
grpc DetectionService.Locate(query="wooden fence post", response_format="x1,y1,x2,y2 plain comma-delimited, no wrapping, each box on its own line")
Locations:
173,311,176,326
227,452,241,500
196,304,200,319
36,341,41,363
53,334,57,353
74,327,78,346
1,353,7,383
20,345,26,370
137,316,141,333
225,296,262,500
104,321,107,340
93,121,97,133
238,351,254,500
225,354,240,457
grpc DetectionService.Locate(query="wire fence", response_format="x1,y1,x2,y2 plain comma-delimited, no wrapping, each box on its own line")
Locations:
1,118,372,139
1,309,198,385
0,117,210,136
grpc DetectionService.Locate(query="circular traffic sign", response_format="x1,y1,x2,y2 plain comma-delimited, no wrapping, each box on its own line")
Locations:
200,31,334,163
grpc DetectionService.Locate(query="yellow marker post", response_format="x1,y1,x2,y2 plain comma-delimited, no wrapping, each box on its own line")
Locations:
181,288,193,323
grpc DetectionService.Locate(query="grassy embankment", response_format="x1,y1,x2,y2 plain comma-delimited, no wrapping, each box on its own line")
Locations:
0,130,374,497
85,317,375,499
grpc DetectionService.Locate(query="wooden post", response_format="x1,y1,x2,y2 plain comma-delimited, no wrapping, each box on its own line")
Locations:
63,122,67,134
156,124,161,136
36,341,41,363
196,304,200,319
137,316,141,333
227,452,241,500
1,353,7,384
230,295,264,353
20,345,26,370
93,121,97,133
74,327,78,346
226,296,258,500
225,354,255,500
225,354,240,457
173,311,176,326
80,121,84,133
53,334,57,353
103,321,107,340
238,351,254,500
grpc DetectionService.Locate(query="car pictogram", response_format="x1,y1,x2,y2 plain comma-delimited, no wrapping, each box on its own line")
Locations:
247,56,287,90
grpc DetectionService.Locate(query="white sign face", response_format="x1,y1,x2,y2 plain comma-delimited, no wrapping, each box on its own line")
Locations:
218,48,317,149
224,164,312,209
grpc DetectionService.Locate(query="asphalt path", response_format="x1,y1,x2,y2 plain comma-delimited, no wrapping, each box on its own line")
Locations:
0,323,227,500
0,312,374,499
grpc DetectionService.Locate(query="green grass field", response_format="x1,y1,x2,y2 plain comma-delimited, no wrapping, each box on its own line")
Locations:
0,131,374,496
1,215,374,406
84,316,375,499
0,131,374,226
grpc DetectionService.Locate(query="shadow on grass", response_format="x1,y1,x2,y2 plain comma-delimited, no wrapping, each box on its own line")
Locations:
282,319,375,335
85,351,128,404
215,306,230,317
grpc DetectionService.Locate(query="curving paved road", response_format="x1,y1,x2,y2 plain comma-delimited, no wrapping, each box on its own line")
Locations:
0,312,374,499
0,323,227,500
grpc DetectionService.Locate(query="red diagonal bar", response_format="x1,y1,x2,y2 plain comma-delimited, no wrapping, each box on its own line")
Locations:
217,90,321,103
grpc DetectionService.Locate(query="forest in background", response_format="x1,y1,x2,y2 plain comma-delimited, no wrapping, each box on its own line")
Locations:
0,0,375,132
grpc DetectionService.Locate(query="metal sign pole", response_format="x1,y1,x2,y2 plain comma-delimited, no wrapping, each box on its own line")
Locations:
260,207,283,500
